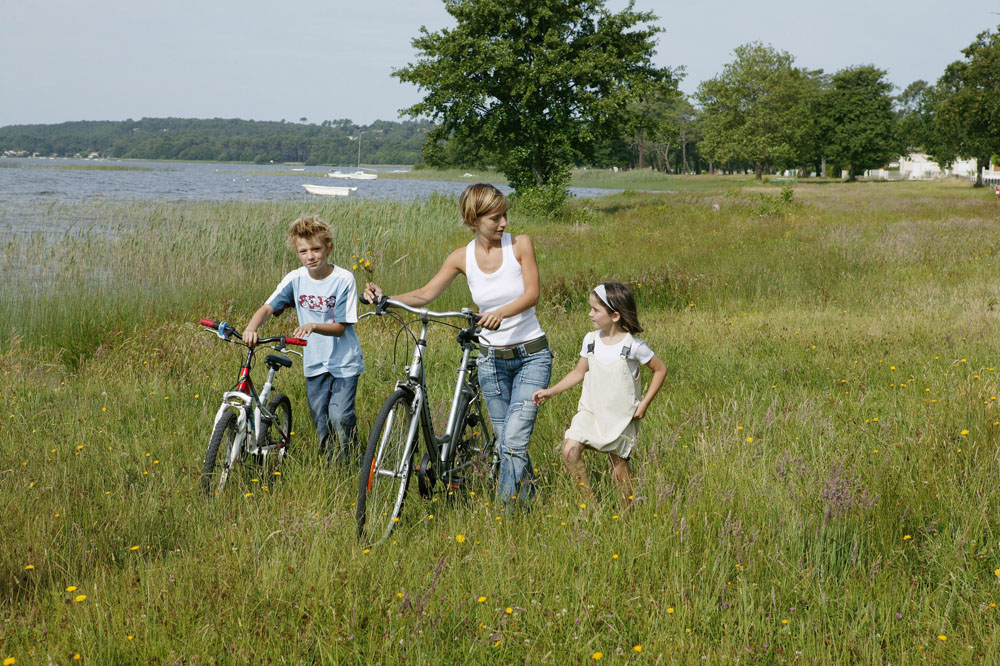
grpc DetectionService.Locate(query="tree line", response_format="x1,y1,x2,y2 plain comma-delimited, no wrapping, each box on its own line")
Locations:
0,117,434,166
397,0,1000,204
418,31,1000,189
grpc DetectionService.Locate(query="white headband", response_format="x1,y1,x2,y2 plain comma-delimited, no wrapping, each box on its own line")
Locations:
593,284,614,311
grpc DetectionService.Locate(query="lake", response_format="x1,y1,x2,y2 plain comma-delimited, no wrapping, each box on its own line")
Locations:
0,158,622,235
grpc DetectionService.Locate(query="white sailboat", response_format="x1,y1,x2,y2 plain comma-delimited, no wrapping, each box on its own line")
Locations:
327,131,379,180
327,169,377,180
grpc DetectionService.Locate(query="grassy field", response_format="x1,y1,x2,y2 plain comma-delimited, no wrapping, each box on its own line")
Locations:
3,178,1000,663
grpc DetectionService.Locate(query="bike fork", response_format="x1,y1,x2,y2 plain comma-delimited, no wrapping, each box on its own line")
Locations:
227,408,249,469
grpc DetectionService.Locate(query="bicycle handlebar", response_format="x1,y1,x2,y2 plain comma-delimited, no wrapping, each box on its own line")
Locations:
199,318,307,346
359,295,479,323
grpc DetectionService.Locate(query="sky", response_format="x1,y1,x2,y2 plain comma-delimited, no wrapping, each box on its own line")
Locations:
1,0,997,128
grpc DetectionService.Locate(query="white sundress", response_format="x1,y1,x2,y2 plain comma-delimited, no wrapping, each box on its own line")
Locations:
564,332,641,458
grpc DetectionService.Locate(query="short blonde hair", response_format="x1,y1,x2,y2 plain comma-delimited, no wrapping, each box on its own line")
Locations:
286,215,333,250
459,183,509,229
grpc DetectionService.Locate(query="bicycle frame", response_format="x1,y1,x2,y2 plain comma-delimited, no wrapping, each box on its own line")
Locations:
400,315,479,470
209,351,284,467
365,300,482,481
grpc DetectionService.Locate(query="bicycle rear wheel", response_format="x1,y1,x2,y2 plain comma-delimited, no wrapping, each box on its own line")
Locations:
444,391,497,495
257,393,292,482
357,388,417,545
202,410,241,495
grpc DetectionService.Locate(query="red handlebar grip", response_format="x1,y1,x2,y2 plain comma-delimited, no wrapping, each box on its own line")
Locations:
200,318,217,328
285,337,308,346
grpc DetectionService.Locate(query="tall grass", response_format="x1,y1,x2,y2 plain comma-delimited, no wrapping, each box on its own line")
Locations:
3,180,1000,663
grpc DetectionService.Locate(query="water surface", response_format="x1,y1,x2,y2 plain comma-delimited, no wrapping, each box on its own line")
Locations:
0,158,622,235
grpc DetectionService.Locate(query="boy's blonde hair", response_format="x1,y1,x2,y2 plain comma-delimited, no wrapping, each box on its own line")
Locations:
287,215,334,250
459,183,509,229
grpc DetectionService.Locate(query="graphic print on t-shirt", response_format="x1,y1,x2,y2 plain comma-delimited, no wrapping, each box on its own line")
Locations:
298,294,336,312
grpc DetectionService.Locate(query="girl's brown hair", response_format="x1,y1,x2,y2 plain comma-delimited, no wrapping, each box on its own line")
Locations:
287,215,334,250
595,282,643,334
458,183,509,229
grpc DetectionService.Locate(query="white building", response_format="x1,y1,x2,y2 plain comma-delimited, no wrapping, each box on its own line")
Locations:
863,152,999,184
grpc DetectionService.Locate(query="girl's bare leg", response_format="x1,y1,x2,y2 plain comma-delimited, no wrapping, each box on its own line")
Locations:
609,453,634,508
562,438,595,501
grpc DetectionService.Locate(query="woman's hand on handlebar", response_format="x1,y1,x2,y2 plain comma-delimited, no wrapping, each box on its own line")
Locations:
244,329,259,348
477,309,504,331
363,282,383,304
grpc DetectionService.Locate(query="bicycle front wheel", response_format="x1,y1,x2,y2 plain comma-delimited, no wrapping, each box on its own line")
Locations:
357,389,417,545
202,410,241,495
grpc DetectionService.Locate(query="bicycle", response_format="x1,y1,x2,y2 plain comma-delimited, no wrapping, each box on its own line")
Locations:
355,297,498,545
199,318,307,495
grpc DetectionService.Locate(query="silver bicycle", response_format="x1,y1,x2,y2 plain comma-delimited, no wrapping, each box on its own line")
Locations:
356,297,498,545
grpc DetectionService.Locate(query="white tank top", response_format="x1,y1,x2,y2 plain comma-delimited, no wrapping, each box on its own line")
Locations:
465,233,545,346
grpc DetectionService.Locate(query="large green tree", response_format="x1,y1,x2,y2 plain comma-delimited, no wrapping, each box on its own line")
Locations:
394,0,673,203
822,65,900,181
695,42,811,180
929,25,1000,187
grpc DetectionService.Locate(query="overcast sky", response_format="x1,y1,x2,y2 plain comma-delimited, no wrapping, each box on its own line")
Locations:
1,0,997,127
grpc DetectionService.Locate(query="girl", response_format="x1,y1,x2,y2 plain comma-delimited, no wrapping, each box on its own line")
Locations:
533,282,666,505
363,183,551,506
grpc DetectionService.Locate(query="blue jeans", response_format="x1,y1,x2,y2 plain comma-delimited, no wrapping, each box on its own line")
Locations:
476,346,553,505
305,373,360,465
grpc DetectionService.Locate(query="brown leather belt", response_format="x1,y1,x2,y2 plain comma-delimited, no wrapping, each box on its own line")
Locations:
479,335,549,359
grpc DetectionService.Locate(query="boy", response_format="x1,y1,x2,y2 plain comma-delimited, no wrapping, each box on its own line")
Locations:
245,215,364,465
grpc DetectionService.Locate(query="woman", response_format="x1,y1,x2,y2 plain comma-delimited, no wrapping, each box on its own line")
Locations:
363,183,551,505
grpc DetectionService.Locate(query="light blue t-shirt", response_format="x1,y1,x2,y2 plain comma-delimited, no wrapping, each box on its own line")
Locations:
267,265,364,378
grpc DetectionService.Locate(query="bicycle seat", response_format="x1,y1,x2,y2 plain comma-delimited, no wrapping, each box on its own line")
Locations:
265,354,292,369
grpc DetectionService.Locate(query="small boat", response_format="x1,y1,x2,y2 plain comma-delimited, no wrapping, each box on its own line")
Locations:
327,169,378,180
302,183,357,196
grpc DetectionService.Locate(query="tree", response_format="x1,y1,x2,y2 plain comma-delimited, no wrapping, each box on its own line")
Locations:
638,92,700,174
895,80,935,152
929,25,1000,187
394,0,673,206
627,80,682,170
821,65,900,181
794,69,832,177
695,43,811,179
